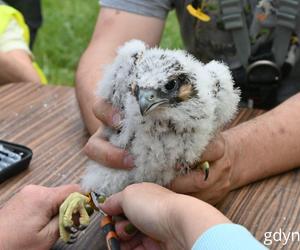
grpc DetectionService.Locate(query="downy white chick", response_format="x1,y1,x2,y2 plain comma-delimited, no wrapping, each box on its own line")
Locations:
81,40,240,196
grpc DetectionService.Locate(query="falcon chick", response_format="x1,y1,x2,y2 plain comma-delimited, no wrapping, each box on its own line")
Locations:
81,39,240,196
59,40,240,242
59,40,239,242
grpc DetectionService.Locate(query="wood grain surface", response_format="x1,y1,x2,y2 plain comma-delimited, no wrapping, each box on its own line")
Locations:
0,83,299,250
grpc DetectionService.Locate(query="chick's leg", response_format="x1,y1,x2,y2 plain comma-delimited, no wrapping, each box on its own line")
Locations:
59,192,92,243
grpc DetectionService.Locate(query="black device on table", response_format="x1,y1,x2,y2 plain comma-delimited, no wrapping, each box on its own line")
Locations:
0,140,32,183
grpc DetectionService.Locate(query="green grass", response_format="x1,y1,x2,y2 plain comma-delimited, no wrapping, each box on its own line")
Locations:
161,11,183,50
33,1,182,86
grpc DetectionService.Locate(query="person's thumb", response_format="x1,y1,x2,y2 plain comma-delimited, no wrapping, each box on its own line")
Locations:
201,134,225,162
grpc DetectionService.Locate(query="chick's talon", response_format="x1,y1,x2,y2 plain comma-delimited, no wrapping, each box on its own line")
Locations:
201,161,210,181
59,192,92,243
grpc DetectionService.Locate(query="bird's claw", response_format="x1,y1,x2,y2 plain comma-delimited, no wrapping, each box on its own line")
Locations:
200,161,210,181
59,192,93,243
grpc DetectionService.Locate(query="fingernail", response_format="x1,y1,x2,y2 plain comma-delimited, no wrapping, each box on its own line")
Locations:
123,154,134,168
112,113,121,127
124,223,137,235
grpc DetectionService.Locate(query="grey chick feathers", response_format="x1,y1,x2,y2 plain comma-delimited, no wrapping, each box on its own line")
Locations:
81,40,240,196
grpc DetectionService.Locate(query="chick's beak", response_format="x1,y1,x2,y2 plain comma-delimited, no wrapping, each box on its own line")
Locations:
137,88,168,116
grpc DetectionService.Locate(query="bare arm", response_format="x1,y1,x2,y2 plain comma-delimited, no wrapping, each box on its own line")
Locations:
76,8,165,134
229,93,300,188
0,50,40,85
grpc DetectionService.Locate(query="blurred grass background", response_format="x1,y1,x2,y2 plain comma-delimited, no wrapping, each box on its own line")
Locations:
33,0,183,86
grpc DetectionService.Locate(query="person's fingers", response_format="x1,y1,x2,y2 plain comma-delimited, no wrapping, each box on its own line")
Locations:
45,185,81,217
40,216,60,246
84,132,134,169
100,191,124,216
120,233,144,250
201,134,225,162
51,184,81,204
169,163,223,194
121,233,161,250
169,170,207,193
115,220,137,240
93,98,121,129
140,237,162,250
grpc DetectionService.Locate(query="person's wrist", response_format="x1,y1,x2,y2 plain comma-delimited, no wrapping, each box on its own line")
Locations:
168,194,230,249
165,194,193,249
222,125,250,190
220,130,238,190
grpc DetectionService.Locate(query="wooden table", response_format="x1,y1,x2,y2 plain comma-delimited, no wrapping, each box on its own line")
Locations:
0,82,299,250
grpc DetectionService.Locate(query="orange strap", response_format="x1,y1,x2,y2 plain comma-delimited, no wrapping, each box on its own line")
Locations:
107,231,118,240
101,215,113,228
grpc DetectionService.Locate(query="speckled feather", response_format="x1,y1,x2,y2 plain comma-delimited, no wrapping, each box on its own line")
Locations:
81,40,240,196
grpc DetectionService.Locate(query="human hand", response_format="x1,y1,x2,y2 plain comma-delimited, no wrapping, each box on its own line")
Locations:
170,132,237,205
84,98,134,169
101,182,230,250
0,184,79,250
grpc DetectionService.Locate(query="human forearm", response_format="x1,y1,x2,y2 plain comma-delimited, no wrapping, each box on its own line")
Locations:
76,37,128,134
0,50,40,84
229,93,300,188
75,8,164,134
75,41,114,134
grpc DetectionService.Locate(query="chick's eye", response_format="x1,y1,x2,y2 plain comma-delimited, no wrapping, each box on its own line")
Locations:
164,79,178,91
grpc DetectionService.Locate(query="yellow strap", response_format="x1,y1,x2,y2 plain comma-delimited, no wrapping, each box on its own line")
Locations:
186,4,211,22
